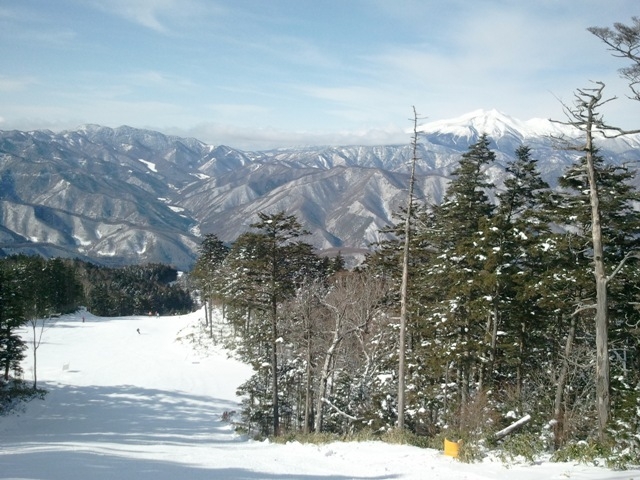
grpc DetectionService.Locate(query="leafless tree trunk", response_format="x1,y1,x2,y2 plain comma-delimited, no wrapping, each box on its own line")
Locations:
553,313,576,449
516,320,525,399
397,106,420,430
208,298,214,338
303,342,313,434
287,279,321,434
30,316,49,390
313,272,388,432
314,314,343,432
489,304,499,380
494,414,531,441
270,294,280,436
203,301,209,327
552,82,615,439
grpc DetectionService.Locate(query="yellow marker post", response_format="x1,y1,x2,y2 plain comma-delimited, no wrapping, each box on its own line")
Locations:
443,438,460,458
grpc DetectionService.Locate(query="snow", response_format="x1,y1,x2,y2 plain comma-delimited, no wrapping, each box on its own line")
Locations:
191,172,211,180
418,109,579,140
138,158,158,172
72,234,92,246
136,238,147,254
189,225,202,237
1,309,638,479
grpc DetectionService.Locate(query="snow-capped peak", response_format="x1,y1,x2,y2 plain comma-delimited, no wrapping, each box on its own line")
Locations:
418,109,576,140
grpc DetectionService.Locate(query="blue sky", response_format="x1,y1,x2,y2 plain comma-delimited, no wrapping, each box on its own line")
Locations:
1,0,638,149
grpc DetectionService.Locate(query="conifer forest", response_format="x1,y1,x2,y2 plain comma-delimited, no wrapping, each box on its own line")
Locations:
2,16,640,467
189,127,639,463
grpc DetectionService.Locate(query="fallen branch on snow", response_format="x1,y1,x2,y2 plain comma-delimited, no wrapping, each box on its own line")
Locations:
494,414,531,441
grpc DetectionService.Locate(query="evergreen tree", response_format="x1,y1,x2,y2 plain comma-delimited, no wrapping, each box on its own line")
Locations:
417,134,497,419
0,259,27,382
191,234,229,333
84,263,192,316
484,145,550,395
229,211,315,436
403,139,552,436
542,146,640,443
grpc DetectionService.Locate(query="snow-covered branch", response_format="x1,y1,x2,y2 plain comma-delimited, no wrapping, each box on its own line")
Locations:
321,398,361,422
494,414,531,441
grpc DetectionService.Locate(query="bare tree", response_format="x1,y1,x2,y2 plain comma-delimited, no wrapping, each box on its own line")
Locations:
284,278,325,434
552,311,577,448
29,315,50,390
589,18,640,101
552,81,640,439
397,107,420,430
313,272,388,432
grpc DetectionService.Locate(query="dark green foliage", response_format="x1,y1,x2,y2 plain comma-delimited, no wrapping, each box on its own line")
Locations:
83,262,193,316
542,150,640,444
224,211,318,436
0,379,46,415
0,261,27,381
191,234,229,317
353,134,639,463
0,255,84,382
408,135,499,421
214,211,359,437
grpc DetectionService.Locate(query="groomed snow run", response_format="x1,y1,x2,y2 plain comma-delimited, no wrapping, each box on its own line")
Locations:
1,309,639,480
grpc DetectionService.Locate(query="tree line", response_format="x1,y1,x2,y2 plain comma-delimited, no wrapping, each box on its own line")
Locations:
0,256,193,384
189,18,640,456
190,50,640,457
1,15,639,465
192,127,638,456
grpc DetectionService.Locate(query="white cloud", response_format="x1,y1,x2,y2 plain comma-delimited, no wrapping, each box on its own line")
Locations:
0,75,37,92
174,122,408,150
2,0,639,148
125,71,198,90
301,84,374,103
82,0,223,33
205,103,270,118
0,4,77,46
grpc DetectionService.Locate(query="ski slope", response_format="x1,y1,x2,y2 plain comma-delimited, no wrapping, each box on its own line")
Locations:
1,310,638,479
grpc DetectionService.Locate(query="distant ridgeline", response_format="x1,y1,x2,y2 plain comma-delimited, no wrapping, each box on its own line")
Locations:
0,111,638,268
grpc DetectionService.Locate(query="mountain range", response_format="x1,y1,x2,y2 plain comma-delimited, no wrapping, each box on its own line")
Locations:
1,109,639,270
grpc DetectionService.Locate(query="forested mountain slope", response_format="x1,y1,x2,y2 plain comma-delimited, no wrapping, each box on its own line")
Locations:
1,110,638,269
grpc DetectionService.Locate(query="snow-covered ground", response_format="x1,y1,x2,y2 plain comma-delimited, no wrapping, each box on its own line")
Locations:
1,309,638,480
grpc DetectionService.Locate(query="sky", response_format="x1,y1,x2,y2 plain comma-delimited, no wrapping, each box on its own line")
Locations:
2,308,639,479
1,0,639,150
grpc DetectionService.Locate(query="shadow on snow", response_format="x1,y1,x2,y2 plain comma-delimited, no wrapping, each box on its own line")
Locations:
1,382,398,480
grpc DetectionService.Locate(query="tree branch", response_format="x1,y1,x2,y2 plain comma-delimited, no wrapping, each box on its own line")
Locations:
321,397,361,421
607,250,640,284
494,414,531,441
571,304,597,317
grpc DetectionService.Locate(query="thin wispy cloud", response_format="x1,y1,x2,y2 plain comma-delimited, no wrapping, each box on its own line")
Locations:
205,103,270,119
0,75,37,93
0,5,77,46
125,71,198,91
0,0,638,149
83,0,221,33
177,122,407,151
